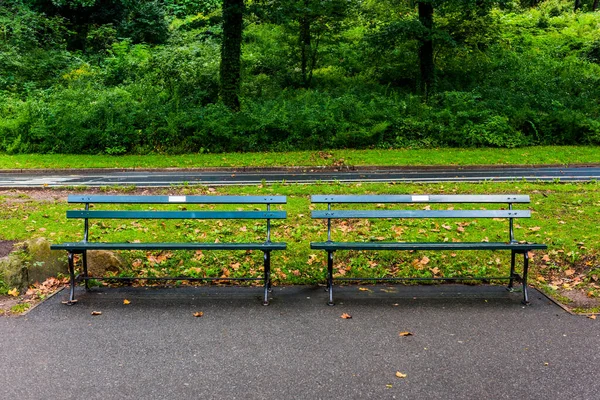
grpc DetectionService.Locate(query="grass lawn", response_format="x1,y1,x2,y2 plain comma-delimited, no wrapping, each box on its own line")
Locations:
1,146,599,170
1,180,599,313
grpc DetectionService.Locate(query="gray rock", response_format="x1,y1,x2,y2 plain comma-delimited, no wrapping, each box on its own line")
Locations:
23,237,68,285
0,253,28,291
86,250,124,277
0,238,68,290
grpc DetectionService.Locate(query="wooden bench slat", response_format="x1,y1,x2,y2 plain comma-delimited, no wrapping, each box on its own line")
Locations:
310,242,547,251
311,195,530,204
311,210,530,219
51,242,287,251
67,210,287,220
68,195,287,204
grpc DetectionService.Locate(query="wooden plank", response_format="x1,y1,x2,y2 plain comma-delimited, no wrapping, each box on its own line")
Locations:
51,242,287,251
311,210,530,219
67,210,287,219
310,241,547,251
311,195,530,203
68,195,287,204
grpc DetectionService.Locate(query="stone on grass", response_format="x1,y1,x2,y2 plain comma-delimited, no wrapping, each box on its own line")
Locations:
86,250,124,277
24,237,68,285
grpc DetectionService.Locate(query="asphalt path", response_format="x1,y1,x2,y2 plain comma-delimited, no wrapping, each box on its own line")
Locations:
1,284,598,399
0,165,599,187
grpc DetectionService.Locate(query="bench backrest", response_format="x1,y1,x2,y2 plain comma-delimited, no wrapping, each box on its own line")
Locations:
67,195,286,243
311,194,530,243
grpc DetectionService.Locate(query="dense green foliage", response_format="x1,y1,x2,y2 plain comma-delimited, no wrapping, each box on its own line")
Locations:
0,0,599,154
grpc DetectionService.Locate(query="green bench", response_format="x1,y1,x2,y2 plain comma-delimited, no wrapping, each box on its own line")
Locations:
51,195,287,305
310,194,547,305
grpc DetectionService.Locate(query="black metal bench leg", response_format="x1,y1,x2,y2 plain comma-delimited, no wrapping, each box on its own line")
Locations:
83,250,89,291
522,251,530,305
263,251,271,306
327,251,334,306
508,250,516,291
66,252,77,305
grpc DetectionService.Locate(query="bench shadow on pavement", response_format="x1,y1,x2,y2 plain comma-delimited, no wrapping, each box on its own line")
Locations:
34,283,561,316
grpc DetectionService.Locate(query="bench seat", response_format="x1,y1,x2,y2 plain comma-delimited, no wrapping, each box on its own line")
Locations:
311,194,547,305
311,241,546,251
52,194,287,305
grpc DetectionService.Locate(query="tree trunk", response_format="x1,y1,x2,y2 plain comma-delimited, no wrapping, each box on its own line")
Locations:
220,0,244,112
593,0,599,11
418,1,434,99
299,14,311,88
574,0,582,11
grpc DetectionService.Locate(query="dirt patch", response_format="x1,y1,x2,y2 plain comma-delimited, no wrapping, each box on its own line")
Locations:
557,289,600,310
0,240,17,258
0,296,21,316
536,252,600,312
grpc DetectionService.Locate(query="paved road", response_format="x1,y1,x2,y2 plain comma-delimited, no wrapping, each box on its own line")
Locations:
1,284,598,399
0,166,599,187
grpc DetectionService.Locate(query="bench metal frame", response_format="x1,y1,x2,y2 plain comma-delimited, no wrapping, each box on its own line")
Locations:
310,195,547,305
51,195,287,305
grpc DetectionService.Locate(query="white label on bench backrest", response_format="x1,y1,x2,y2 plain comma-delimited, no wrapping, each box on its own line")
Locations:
169,196,187,203
412,195,430,202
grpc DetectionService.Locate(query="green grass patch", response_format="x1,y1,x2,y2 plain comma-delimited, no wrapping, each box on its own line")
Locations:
1,181,599,310
1,146,599,170
9,303,30,314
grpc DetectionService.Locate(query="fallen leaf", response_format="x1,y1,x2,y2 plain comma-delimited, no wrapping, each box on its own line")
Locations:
430,267,440,276
193,311,204,317
542,254,551,263
399,331,413,337
123,299,131,305
529,227,541,231
358,287,371,292
565,268,575,276
7,288,19,297
395,371,407,378
588,315,597,320
442,224,452,231
340,313,352,319
386,384,393,388
420,256,430,265
91,311,102,316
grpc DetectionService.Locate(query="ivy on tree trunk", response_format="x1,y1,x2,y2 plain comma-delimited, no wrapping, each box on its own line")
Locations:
220,0,244,112
418,1,434,99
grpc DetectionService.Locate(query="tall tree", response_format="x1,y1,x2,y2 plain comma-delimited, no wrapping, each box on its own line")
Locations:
220,0,244,111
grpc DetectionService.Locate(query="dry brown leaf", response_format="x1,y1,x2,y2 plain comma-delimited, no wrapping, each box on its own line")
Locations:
395,371,407,378
430,267,441,276
542,254,551,263
442,224,452,231
588,315,597,320
123,299,131,305
193,311,204,317
529,226,541,231
358,287,370,292
457,226,465,233
565,268,575,276
91,311,102,316
420,256,430,265
399,331,413,337
340,313,352,319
